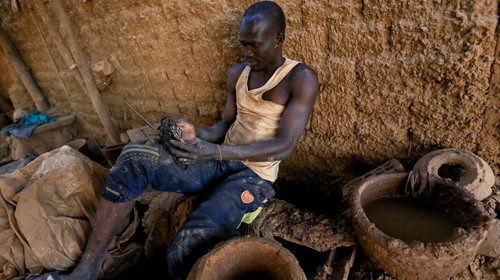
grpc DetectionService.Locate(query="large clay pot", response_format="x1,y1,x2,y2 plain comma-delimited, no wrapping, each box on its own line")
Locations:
351,172,492,280
188,237,306,280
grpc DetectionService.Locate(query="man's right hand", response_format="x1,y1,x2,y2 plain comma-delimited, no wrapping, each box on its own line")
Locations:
170,138,219,164
176,119,197,143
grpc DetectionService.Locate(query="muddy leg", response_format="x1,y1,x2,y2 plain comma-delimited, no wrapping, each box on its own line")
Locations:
61,140,217,280
61,199,134,280
167,170,274,279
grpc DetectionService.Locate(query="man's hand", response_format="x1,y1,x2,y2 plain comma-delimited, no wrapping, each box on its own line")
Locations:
176,119,197,143
170,138,219,164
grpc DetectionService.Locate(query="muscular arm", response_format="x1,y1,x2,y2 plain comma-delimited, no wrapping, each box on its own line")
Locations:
194,65,243,143
219,65,319,161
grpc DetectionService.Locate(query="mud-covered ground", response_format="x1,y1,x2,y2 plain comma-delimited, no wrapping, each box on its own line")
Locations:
349,253,499,280
0,141,497,279
131,176,499,280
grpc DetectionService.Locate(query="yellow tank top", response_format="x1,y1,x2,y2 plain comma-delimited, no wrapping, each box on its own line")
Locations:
224,58,300,182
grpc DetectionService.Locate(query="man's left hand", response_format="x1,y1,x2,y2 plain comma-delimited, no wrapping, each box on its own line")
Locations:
170,138,219,164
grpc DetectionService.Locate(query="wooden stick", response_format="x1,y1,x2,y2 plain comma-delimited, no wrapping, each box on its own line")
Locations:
317,248,336,280
330,246,356,280
32,115,76,134
31,0,86,92
51,0,120,143
0,28,50,112
28,2,77,114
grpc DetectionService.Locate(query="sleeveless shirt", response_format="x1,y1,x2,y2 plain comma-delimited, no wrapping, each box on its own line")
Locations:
224,58,300,182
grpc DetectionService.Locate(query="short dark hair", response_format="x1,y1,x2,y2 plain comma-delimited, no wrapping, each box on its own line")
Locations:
242,1,286,34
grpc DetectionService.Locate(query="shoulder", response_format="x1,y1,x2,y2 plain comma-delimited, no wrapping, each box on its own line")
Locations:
290,63,318,84
289,63,319,100
225,63,248,90
227,62,248,81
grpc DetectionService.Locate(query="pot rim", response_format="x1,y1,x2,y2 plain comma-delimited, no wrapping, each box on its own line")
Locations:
351,172,488,255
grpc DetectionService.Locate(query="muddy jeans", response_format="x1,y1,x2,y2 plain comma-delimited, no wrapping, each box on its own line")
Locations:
101,140,275,279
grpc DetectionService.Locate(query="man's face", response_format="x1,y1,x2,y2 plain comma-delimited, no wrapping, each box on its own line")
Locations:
238,16,280,70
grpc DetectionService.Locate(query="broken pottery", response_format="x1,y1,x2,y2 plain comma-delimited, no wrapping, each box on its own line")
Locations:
406,148,495,200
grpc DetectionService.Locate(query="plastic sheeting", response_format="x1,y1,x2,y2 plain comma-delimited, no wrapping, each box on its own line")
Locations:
0,146,134,279
0,111,53,139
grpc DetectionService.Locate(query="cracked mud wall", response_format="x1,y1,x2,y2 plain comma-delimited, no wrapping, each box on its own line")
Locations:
0,0,497,186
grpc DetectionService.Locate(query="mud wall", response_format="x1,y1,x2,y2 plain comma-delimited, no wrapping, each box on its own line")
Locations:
0,0,497,186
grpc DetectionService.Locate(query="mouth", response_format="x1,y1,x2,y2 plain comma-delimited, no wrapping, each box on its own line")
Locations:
246,58,257,65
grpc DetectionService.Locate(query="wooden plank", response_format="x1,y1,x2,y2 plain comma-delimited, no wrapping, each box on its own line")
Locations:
0,28,50,111
330,246,357,280
31,1,86,91
32,115,76,134
315,248,336,280
127,124,158,142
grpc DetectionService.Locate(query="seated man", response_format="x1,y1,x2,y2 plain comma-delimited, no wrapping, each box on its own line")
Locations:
57,1,318,279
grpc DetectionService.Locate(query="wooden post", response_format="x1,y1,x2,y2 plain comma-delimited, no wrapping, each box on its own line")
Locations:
31,1,86,91
28,2,77,114
51,0,120,143
0,28,50,112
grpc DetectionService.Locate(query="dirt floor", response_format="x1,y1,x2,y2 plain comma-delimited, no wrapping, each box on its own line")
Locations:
119,179,500,280
349,253,500,280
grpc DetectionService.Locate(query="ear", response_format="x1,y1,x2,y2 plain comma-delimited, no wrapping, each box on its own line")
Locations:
276,32,285,47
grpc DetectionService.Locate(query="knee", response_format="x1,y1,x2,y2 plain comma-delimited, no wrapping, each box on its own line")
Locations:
103,151,157,202
113,142,160,173
117,142,160,162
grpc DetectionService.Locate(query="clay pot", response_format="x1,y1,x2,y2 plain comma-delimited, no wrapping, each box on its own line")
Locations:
410,148,495,200
351,172,492,280
187,237,306,280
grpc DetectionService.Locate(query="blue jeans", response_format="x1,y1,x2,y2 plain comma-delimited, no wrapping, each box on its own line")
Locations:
101,140,275,278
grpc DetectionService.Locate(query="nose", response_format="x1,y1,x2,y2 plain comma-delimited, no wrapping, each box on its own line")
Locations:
243,46,253,58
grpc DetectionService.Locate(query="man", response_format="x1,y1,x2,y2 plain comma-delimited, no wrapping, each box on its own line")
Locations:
51,1,318,279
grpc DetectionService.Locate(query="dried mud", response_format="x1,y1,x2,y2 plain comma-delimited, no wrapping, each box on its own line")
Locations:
251,199,355,252
350,254,500,280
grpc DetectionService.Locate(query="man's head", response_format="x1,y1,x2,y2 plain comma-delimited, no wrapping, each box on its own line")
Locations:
239,1,286,70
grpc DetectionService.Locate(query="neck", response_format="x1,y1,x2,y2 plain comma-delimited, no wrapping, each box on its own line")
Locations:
261,53,285,76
